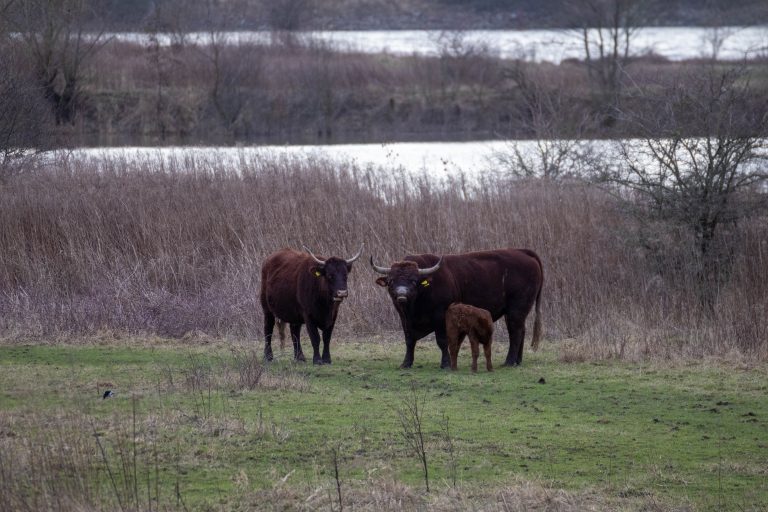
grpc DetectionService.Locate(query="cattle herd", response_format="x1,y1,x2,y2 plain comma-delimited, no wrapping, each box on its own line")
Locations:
260,245,544,371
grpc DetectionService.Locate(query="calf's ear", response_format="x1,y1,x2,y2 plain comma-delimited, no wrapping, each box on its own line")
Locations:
375,277,388,287
310,265,325,277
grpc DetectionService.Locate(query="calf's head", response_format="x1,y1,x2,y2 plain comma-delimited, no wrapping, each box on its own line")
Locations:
370,256,442,304
304,244,364,302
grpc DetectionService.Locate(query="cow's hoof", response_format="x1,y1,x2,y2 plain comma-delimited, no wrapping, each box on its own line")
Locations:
322,358,332,365
503,361,519,367
313,358,324,365
295,354,306,362
264,352,273,363
399,362,413,369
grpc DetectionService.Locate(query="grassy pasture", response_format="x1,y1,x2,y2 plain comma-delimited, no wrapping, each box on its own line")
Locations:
1,338,766,510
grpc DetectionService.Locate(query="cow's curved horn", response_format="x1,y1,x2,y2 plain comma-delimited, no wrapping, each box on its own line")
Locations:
369,255,391,274
302,245,325,267
418,257,442,276
345,243,365,264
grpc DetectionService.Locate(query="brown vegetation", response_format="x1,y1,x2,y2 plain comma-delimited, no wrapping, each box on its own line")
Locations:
0,152,765,360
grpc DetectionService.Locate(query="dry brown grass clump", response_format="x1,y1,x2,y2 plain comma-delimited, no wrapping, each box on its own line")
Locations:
243,472,682,511
0,152,766,360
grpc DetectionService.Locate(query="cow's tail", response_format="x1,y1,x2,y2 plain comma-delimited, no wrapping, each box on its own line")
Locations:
526,251,544,352
276,320,287,350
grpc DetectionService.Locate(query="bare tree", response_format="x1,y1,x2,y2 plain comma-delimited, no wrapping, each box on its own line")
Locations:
700,0,740,61
567,0,648,119
10,0,107,125
493,59,595,179
267,0,312,32
596,66,768,305
0,4,52,180
195,0,261,136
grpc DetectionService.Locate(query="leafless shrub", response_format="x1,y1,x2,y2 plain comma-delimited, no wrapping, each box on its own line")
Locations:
432,30,501,103
394,380,430,492
596,65,768,307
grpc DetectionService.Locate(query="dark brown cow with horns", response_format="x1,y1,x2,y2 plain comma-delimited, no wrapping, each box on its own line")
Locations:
371,249,543,369
261,244,363,364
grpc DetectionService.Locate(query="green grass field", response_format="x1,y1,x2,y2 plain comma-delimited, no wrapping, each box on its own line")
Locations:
1,339,766,511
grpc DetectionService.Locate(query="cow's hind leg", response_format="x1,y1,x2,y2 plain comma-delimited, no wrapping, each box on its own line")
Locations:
321,325,334,364
263,308,276,362
503,312,526,366
290,323,306,362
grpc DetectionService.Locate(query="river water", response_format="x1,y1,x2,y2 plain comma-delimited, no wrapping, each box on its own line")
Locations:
107,26,768,63
67,140,610,178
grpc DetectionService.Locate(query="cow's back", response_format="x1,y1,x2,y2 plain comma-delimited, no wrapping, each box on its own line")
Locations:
408,249,542,322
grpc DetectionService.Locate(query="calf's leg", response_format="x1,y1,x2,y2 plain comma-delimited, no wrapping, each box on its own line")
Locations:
448,332,464,371
469,334,480,373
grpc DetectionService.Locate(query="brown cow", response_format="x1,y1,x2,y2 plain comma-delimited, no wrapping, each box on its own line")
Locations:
446,303,494,372
261,244,363,364
371,248,543,369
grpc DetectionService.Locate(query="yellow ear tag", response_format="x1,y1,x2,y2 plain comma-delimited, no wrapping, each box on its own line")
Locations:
314,271,322,277
421,279,429,287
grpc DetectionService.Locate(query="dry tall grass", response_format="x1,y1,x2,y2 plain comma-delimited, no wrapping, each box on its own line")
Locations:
0,152,766,359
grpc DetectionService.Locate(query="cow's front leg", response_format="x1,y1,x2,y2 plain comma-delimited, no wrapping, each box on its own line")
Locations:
401,334,416,369
305,321,323,365
290,323,306,362
434,319,451,370
321,325,334,364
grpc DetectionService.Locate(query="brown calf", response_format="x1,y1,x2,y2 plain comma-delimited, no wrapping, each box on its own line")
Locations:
446,303,494,372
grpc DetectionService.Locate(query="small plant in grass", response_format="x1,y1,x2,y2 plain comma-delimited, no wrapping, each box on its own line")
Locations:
330,443,344,512
395,380,430,493
441,412,458,489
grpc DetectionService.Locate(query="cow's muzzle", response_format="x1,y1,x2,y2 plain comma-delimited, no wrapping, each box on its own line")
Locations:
396,295,408,303
334,290,348,302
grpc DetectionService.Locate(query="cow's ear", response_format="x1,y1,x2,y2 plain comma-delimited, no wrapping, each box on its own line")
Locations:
375,277,388,287
310,265,325,277
419,276,433,288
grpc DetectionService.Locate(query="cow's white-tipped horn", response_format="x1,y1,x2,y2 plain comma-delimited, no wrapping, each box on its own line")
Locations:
302,245,326,266
345,243,365,264
418,257,442,276
370,256,391,274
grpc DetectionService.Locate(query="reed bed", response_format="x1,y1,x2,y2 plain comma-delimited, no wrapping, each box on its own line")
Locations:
0,152,766,359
